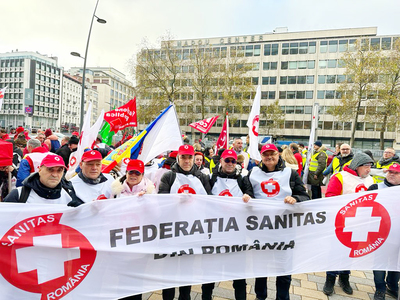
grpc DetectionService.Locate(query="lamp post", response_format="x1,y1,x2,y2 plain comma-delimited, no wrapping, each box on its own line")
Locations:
71,0,106,131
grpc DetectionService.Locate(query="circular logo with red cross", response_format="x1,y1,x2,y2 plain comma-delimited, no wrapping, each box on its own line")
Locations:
252,115,259,137
355,184,367,193
0,213,96,299
261,179,280,197
219,189,233,197
178,184,196,194
69,156,77,167
335,193,391,258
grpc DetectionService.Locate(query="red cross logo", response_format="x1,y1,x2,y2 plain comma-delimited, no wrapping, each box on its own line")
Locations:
219,189,233,197
252,115,259,137
178,184,196,194
69,156,77,167
0,213,96,299
335,193,390,258
355,184,367,193
261,179,280,197
123,158,130,165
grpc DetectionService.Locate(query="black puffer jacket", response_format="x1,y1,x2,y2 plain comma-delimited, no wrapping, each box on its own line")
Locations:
158,163,212,194
210,166,254,197
244,156,310,202
4,172,83,207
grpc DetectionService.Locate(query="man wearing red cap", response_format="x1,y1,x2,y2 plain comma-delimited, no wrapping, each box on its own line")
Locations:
159,144,211,300
201,149,253,300
245,143,309,300
70,150,115,202
5,154,79,205
367,163,400,300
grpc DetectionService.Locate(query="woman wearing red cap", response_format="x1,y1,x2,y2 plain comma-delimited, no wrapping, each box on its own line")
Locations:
111,159,155,197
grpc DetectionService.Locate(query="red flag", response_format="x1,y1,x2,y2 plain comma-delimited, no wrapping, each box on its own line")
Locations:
216,113,229,150
104,98,137,133
189,115,219,134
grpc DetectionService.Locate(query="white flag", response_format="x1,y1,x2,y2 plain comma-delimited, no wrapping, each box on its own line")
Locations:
137,105,183,164
246,85,261,161
0,87,7,111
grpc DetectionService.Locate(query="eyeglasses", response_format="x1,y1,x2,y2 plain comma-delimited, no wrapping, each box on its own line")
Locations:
128,170,142,176
384,151,395,154
224,158,237,164
341,148,350,151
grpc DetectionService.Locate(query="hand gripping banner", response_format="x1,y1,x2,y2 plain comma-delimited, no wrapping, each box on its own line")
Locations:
0,187,399,299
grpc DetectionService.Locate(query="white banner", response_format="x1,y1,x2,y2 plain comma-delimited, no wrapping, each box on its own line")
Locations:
0,187,399,300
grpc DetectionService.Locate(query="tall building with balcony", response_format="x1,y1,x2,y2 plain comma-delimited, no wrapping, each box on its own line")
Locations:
140,27,400,149
62,72,99,130
0,51,62,130
69,67,135,115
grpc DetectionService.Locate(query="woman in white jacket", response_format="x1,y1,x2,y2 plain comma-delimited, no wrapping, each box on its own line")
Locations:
111,159,155,197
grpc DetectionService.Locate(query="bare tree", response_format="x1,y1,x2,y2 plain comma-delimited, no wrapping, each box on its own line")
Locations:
261,100,285,135
128,32,182,124
332,40,381,147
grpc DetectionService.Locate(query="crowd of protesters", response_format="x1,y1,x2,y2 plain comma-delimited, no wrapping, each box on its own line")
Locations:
0,126,398,300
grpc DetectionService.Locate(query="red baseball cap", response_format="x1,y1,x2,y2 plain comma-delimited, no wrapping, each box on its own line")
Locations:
221,149,238,160
127,159,144,174
385,163,400,173
40,154,66,169
261,144,279,154
178,144,194,156
81,150,102,162
71,131,79,136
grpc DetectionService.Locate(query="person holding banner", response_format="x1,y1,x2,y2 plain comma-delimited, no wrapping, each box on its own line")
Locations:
367,163,400,300
245,143,310,300
70,150,115,202
111,159,155,198
4,154,82,206
323,152,375,296
159,144,211,300
201,149,253,300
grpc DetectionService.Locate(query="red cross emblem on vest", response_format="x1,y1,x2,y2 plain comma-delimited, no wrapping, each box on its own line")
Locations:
261,179,280,197
178,184,196,194
219,189,233,197
355,184,367,193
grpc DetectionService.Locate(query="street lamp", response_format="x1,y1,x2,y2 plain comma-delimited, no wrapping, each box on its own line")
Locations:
71,0,106,131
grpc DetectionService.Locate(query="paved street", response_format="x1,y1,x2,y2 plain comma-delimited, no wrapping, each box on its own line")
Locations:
141,270,396,300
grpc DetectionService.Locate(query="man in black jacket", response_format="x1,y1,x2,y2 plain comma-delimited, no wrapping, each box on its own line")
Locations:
245,143,310,300
4,154,82,206
201,149,253,300
56,136,79,167
159,144,211,300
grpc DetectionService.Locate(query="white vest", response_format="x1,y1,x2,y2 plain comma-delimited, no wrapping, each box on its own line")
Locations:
250,167,292,200
26,152,53,173
340,171,374,194
170,173,207,195
70,173,114,202
17,187,72,204
211,177,243,197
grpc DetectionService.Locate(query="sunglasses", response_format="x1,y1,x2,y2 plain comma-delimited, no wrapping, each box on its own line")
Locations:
224,158,237,164
128,170,142,176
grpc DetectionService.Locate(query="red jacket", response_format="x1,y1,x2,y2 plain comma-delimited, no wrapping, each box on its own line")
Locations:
325,166,358,197
293,151,303,177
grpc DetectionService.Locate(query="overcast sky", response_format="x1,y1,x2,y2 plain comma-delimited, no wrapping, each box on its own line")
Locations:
2,0,400,81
